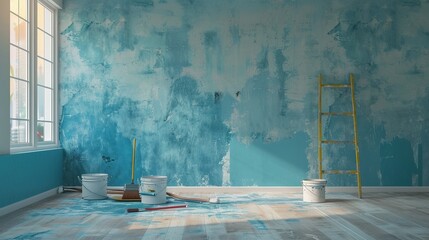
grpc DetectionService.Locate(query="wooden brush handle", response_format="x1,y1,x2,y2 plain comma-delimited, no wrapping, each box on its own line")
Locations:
127,208,140,213
145,204,187,211
131,138,136,183
127,204,187,213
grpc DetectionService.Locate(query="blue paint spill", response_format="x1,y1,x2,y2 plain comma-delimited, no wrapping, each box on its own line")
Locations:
285,218,300,223
11,231,50,240
26,193,297,220
248,220,268,231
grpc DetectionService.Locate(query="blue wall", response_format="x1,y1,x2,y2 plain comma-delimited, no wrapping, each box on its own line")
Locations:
59,0,429,186
0,149,63,208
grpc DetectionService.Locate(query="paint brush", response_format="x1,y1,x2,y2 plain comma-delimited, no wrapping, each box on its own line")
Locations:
122,138,141,200
127,204,188,213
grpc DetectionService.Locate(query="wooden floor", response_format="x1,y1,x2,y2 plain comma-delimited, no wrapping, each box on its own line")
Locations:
1,191,429,239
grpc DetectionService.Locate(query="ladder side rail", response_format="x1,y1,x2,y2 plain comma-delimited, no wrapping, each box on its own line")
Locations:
318,74,323,179
350,73,363,198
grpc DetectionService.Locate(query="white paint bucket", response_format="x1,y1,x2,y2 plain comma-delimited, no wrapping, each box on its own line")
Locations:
302,179,327,203
81,173,108,200
139,176,167,204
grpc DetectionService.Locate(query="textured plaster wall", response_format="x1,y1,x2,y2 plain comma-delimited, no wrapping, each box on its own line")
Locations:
59,0,429,186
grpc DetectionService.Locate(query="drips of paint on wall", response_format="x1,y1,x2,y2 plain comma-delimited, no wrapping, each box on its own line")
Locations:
59,0,429,186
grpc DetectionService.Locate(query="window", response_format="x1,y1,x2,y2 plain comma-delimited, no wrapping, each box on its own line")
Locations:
10,0,58,150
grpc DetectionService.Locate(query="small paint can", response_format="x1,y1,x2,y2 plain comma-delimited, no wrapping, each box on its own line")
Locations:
302,179,327,203
81,173,108,200
139,176,167,204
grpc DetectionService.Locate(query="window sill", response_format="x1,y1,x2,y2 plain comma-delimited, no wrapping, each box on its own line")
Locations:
10,145,62,154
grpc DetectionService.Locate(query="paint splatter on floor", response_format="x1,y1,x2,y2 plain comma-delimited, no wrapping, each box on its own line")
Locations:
1,192,428,239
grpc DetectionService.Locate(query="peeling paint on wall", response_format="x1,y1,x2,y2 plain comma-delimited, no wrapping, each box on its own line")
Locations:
60,0,429,186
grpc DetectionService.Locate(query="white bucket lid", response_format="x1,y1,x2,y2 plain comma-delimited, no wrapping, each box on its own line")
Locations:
82,173,108,179
141,175,167,181
302,178,327,184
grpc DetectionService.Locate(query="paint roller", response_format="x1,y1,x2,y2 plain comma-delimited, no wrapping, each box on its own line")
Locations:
166,192,220,204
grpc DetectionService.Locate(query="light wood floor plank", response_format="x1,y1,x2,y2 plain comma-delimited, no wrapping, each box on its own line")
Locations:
140,214,172,240
1,192,428,239
203,214,227,239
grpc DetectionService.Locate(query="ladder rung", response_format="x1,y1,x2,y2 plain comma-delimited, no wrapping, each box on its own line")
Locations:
321,112,353,116
321,84,351,88
322,140,355,144
323,170,358,175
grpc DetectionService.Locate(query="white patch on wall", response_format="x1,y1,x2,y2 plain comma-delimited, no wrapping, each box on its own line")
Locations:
173,174,183,186
220,146,231,186
306,139,318,179
200,175,210,186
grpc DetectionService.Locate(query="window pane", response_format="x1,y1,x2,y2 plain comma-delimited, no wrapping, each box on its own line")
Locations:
44,34,52,61
18,0,28,20
37,86,52,121
37,122,53,142
37,30,44,58
37,3,44,31
11,0,28,20
37,30,52,61
37,58,52,87
10,14,19,45
10,45,28,80
10,78,29,119
10,120,29,144
37,3,52,35
44,7,52,35
10,13,28,49
11,0,19,15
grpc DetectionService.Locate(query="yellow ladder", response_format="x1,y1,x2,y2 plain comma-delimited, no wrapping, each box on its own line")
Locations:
318,73,362,198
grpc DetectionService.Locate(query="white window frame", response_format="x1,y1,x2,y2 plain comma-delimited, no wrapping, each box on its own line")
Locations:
10,0,59,152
